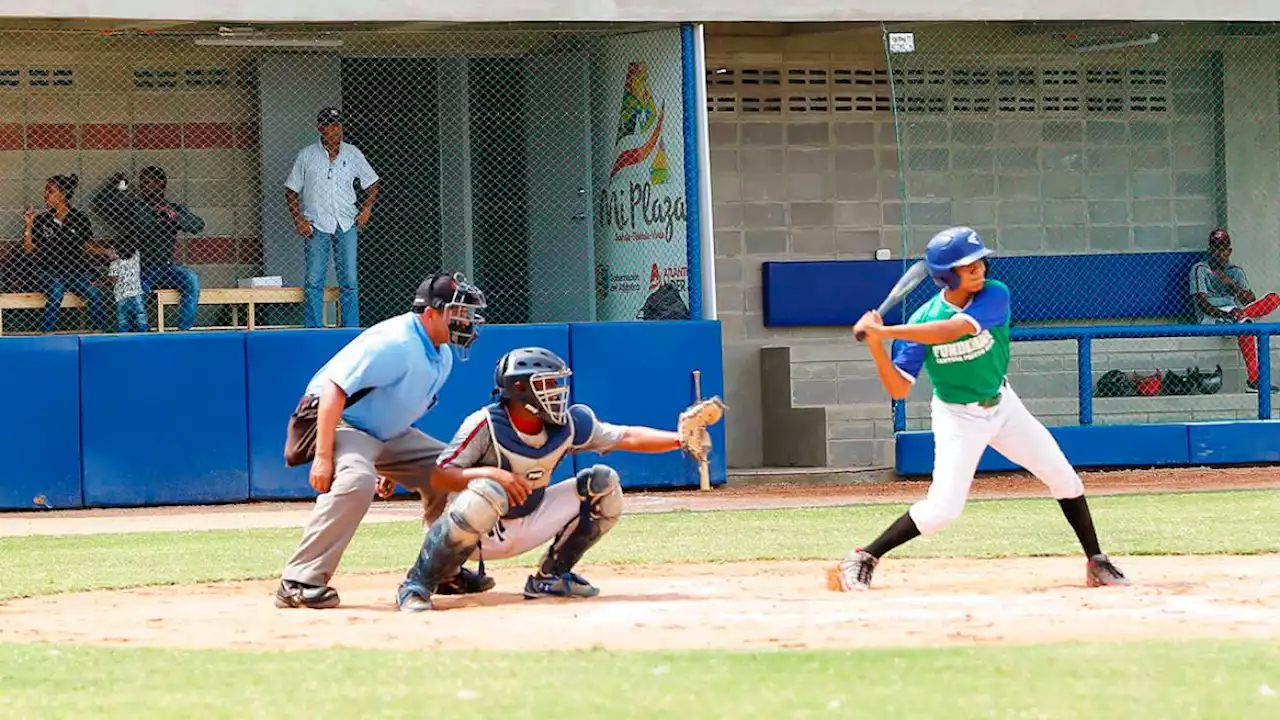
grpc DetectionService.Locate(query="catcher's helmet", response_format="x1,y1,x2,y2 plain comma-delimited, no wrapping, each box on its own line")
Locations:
493,346,571,426
925,227,993,290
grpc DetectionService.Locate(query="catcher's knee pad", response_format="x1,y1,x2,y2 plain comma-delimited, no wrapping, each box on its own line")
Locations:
538,466,623,577
410,478,508,592
446,478,509,543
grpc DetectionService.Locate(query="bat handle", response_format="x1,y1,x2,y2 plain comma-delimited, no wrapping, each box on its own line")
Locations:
692,369,710,492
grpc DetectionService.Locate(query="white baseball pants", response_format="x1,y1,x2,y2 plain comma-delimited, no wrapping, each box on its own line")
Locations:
909,383,1084,534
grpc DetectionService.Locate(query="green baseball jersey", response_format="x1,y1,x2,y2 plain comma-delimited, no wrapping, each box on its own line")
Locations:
891,279,1012,404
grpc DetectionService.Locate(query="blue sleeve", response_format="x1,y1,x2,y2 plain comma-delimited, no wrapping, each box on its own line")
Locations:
568,405,596,447
891,340,926,381
959,282,1011,333
323,339,406,395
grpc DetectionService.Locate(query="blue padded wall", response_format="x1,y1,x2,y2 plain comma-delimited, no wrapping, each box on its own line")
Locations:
1188,421,1280,464
763,251,1203,327
245,329,363,500
569,320,726,488
0,337,82,510
895,423,1191,476
80,333,250,507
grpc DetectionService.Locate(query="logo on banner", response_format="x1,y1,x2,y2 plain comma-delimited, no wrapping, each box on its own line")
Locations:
649,262,688,292
598,61,687,244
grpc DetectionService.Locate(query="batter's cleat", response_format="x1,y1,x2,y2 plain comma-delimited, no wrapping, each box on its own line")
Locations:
435,566,496,596
396,583,434,613
274,579,341,609
827,549,878,592
1086,553,1131,587
523,571,600,599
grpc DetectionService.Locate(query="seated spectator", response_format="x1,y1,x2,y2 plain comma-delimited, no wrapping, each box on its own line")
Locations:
92,174,147,333
22,174,111,333
1189,228,1280,393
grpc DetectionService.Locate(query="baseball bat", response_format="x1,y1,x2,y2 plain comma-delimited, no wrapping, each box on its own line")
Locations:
693,370,710,492
854,259,929,341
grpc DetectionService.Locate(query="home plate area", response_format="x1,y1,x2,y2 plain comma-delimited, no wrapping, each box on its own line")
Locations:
2,555,1278,652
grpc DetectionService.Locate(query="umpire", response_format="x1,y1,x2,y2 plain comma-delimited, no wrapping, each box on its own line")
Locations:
275,272,487,609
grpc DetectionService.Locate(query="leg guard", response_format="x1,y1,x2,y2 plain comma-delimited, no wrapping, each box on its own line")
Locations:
404,478,507,594
537,464,623,577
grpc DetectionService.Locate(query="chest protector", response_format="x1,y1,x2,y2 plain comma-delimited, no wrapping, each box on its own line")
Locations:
485,403,577,519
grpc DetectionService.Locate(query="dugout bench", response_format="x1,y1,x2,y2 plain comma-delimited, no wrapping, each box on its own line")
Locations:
0,286,341,335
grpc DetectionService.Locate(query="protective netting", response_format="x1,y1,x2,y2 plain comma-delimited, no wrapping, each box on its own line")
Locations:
0,23,694,334
881,22,1280,426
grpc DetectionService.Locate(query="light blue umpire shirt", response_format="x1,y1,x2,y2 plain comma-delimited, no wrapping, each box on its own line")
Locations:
284,140,380,235
305,312,453,441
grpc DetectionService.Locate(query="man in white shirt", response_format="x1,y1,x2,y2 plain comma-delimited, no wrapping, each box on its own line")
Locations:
285,107,381,329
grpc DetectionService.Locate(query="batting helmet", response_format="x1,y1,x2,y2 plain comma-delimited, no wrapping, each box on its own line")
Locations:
493,347,572,426
1194,364,1224,395
925,227,993,290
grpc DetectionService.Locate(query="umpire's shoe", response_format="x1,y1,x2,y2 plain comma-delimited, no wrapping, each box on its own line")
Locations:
275,579,340,609
523,572,600,599
396,582,434,613
435,566,496,596
1086,553,1131,587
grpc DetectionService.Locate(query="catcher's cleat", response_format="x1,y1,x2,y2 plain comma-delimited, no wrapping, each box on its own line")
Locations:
396,582,434,613
1086,553,1131,587
826,548,878,592
435,566,496,596
274,579,341,609
523,571,600,599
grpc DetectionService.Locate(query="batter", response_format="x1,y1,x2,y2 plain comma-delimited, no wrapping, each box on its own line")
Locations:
831,226,1131,591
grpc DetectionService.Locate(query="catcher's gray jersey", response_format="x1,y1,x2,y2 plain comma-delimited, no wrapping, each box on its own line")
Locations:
438,402,627,519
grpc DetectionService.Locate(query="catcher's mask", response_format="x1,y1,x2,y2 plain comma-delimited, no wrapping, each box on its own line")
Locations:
494,346,571,426
413,272,487,361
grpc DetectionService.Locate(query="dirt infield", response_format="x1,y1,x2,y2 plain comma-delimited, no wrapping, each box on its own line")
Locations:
3,465,1278,538
2,466,1278,653
3,555,1279,651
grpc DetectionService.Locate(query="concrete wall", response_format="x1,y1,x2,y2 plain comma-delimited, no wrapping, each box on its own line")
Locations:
705,22,1280,468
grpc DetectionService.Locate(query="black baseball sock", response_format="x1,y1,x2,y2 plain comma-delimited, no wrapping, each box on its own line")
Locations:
863,512,921,559
1058,495,1102,557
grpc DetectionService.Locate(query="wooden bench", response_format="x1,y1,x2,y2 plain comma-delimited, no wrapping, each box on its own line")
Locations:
0,292,88,335
0,286,341,334
156,286,342,331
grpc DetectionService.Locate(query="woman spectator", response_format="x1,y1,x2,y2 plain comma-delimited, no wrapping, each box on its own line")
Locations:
22,174,111,333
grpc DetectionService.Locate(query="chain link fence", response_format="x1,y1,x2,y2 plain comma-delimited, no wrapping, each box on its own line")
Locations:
0,23,696,335
880,22,1280,429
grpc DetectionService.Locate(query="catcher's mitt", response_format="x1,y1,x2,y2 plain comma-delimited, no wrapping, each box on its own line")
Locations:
678,396,726,462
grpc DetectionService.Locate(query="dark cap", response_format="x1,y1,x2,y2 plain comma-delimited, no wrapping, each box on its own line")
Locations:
1209,228,1231,247
316,107,342,126
413,272,485,312
413,273,460,311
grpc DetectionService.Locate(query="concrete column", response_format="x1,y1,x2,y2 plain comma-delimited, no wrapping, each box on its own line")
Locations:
1222,42,1280,293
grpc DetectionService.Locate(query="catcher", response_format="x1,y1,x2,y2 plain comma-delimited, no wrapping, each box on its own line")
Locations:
388,345,724,612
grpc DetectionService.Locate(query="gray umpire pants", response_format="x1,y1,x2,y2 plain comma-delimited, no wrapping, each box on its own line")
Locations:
281,425,449,587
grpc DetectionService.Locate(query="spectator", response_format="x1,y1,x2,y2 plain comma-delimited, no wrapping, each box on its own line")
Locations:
22,174,110,333
1190,228,1280,393
285,106,381,329
130,166,204,331
91,174,147,333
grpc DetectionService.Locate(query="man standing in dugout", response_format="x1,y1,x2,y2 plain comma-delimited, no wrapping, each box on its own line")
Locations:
285,106,381,329
275,272,488,609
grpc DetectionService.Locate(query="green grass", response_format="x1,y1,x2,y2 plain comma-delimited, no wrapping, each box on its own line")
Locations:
1,640,1278,718
1,489,1277,602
